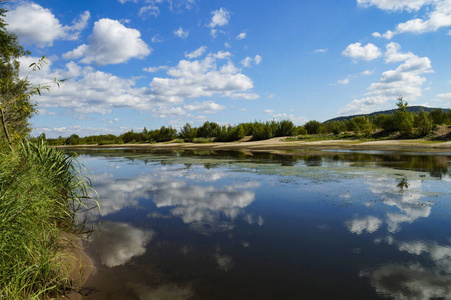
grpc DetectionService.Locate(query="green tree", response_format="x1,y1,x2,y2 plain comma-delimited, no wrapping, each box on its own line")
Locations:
415,110,433,136
394,96,414,136
0,3,32,145
429,108,445,125
179,123,197,141
0,4,63,147
304,120,322,134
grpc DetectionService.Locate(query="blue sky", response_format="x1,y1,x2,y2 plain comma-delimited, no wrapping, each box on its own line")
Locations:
4,0,451,137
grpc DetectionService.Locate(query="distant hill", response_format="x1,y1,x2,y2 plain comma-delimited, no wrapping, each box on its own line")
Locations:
325,106,450,123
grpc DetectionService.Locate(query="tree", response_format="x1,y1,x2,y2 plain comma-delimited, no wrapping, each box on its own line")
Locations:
0,3,63,147
179,123,197,141
304,120,322,134
415,110,433,136
0,2,32,145
394,96,414,136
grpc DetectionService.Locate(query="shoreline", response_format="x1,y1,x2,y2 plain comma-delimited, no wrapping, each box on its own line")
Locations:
57,137,451,153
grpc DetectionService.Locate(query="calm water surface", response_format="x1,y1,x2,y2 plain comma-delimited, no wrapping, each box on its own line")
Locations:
76,150,451,300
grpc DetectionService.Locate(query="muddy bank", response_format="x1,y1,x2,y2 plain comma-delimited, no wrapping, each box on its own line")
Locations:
50,233,95,300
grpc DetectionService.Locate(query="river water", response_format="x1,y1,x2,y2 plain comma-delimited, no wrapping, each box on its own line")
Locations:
76,149,451,300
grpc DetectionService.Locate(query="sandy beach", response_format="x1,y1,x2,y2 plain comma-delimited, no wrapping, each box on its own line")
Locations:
58,137,451,154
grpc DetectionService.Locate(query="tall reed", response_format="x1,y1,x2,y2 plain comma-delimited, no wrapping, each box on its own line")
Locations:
0,139,98,299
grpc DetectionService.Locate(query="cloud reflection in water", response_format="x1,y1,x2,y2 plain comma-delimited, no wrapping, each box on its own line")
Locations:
93,221,155,267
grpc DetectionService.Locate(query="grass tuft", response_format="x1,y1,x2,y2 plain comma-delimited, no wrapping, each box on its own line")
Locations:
0,139,98,299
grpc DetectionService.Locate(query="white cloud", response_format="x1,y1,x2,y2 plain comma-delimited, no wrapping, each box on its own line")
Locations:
149,51,258,102
25,52,257,120
241,55,262,67
63,18,151,66
185,46,207,59
139,4,160,17
437,92,451,98
254,54,262,65
209,7,231,28
265,112,308,125
339,45,433,115
357,0,435,12
334,78,350,85
151,34,164,43
385,42,416,63
369,0,451,39
143,65,168,73
236,32,246,40
241,57,253,68
342,43,382,61
5,2,90,47
174,26,189,38
362,70,374,75
314,48,328,53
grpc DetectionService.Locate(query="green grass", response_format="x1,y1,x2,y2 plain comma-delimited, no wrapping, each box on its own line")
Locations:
0,139,97,299
192,137,213,143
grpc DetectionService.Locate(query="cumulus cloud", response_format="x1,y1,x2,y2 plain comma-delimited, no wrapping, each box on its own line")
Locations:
331,78,350,86
93,221,155,267
24,51,257,119
342,43,382,61
149,51,258,103
5,2,90,47
437,92,451,99
143,65,168,73
236,32,246,40
209,7,231,28
241,55,262,67
339,44,432,115
314,48,328,53
357,0,435,12
122,0,197,17
185,46,207,59
174,26,189,38
63,18,151,65
368,0,451,39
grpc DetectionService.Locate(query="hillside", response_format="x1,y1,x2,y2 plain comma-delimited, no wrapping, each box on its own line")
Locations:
325,106,450,123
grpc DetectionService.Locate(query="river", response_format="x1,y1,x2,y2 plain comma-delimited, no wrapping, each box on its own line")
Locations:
75,149,451,300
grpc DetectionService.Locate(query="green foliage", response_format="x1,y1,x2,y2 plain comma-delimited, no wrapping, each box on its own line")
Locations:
0,139,98,299
415,110,433,136
179,123,197,142
304,120,322,134
196,121,221,138
429,108,446,125
192,137,213,143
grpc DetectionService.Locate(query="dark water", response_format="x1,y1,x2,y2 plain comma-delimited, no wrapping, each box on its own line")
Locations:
77,150,451,300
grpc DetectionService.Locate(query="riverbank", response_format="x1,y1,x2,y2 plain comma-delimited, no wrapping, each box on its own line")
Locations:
0,140,97,299
58,137,451,153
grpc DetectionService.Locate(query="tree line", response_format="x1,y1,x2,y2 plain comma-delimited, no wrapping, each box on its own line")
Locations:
45,98,451,146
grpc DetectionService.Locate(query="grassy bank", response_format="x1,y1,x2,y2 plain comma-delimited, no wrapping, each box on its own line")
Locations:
0,140,96,299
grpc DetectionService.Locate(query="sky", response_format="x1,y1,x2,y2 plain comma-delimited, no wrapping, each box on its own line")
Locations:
4,0,451,137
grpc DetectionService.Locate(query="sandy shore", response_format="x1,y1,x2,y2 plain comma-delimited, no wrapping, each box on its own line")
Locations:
58,137,451,153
